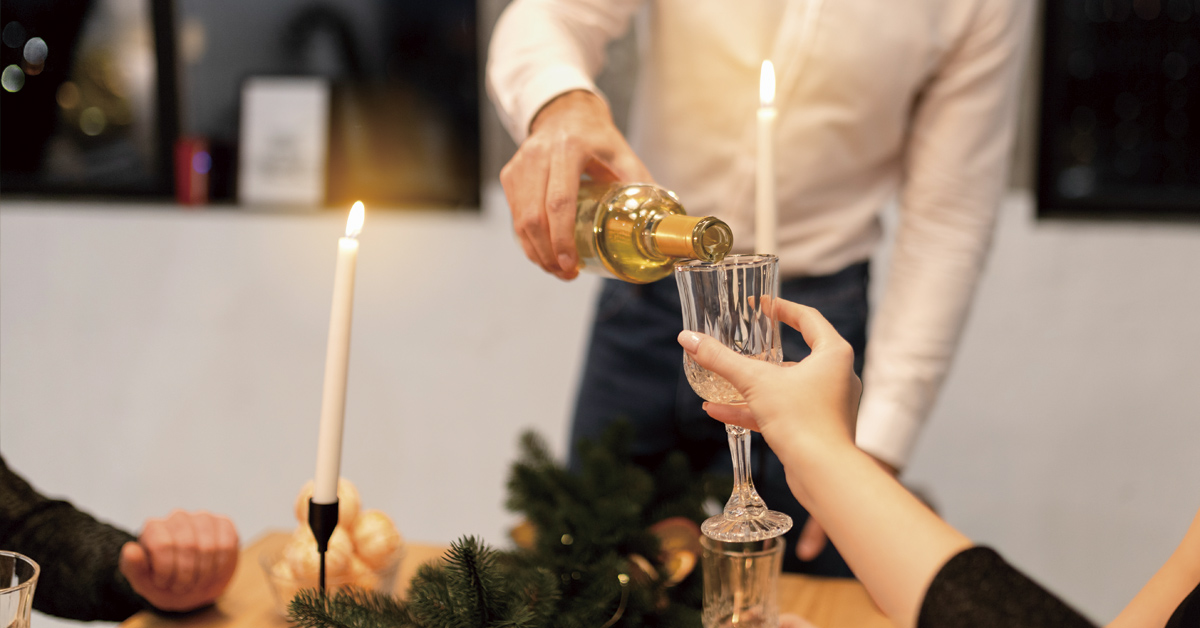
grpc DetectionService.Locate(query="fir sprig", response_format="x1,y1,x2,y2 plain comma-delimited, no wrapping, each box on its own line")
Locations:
288,587,412,628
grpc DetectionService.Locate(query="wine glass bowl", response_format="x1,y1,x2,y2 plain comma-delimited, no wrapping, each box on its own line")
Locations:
675,254,792,543
676,255,783,404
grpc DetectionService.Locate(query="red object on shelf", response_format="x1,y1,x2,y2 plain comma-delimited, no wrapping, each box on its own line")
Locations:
175,137,211,205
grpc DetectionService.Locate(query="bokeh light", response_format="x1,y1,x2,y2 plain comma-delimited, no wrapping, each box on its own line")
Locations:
1,21,25,49
192,150,212,174
1,64,25,92
1058,165,1097,198
80,106,107,136
56,81,80,109
23,37,47,65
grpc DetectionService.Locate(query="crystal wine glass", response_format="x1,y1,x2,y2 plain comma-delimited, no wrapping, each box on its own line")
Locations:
675,254,792,542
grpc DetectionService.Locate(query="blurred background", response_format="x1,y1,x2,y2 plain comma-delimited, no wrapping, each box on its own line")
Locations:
1,0,480,207
1,1,1198,626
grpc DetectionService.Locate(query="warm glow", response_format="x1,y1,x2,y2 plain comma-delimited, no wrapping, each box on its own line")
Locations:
345,201,365,238
759,60,775,107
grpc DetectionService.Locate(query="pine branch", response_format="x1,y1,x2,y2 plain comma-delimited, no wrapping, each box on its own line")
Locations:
444,537,503,627
288,588,413,628
406,563,462,628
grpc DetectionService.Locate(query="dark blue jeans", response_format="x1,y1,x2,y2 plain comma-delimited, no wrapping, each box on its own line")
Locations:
569,261,869,577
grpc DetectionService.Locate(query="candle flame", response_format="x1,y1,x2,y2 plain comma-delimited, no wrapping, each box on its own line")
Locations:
346,201,365,238
759,60,775,107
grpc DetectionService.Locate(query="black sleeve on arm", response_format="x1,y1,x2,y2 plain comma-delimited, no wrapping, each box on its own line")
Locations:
1164,580,1200,628
0,455,149,621
918,546,1097,628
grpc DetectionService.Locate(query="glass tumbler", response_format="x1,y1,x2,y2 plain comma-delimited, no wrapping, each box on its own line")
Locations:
701,536,785,628
0,551,40,628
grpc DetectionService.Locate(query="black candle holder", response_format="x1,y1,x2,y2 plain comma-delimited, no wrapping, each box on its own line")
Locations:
307,498,340,595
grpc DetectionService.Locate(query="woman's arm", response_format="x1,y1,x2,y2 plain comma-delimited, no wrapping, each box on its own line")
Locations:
1107,507,1200,628
680,302,971,627
681,298,1097,628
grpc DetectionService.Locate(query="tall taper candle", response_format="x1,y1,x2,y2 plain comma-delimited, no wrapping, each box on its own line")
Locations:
756,60,778,256
313,201,365,504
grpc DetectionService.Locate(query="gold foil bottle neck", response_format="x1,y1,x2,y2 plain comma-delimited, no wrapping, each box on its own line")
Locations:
654,214,733,262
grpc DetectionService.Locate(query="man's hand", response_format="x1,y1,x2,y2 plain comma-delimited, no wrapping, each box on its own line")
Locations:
795,456,899,561
499,90,652,280
119,509,239,612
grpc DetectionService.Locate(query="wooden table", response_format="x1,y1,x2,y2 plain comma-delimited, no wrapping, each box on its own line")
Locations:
121,532,894,628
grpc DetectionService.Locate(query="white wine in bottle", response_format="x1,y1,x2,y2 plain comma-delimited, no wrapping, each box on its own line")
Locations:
575,182,733,284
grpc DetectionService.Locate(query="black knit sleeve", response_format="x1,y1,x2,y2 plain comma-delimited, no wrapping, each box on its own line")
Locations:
0,455,149,621
918,546,1096,628
1164,580,1200,628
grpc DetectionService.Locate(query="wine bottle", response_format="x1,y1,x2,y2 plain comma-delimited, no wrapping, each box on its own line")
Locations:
575,182,733,284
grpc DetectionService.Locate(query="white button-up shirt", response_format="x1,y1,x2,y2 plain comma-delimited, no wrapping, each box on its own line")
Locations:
487,0,1033,468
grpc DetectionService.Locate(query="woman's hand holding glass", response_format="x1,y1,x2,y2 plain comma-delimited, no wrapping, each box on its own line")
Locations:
676,297,863,504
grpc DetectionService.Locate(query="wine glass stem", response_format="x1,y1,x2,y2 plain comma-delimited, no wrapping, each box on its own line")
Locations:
726,425,765,517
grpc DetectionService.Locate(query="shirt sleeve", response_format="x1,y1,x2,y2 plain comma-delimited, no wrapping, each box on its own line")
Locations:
855,0,1034,469
0,455,148,621
485,0,645,142
919,546,1096,628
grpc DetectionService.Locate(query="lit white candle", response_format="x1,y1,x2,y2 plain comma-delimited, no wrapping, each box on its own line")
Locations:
756,60,777,256
313,201,365,504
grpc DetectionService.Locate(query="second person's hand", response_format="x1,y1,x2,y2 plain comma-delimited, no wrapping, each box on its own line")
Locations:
499,90,652,280
676,298,863,499
118,509,239,612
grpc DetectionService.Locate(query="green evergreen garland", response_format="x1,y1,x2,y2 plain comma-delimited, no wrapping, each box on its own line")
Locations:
287,423,726,628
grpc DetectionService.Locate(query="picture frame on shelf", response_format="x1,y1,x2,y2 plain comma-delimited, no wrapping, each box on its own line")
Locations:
236,76,330,209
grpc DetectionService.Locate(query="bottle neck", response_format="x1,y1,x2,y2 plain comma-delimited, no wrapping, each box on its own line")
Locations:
651,214,733,262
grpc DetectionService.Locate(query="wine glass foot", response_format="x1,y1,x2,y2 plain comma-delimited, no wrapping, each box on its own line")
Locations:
701,510,793,542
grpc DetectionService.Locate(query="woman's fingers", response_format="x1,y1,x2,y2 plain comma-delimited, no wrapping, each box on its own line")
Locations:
702,401,760,431
773,301,838,351
677,331,772,393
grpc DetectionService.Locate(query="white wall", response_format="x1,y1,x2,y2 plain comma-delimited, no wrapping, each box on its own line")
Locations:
2,190,1199,625
899,195,1200,621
